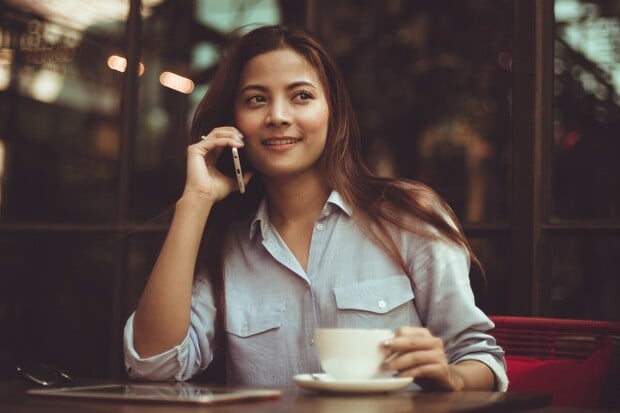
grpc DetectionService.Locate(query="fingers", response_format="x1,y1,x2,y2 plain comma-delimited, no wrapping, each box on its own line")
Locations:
381,327,449,385
383,327,441,352
382,347,444,373
183,127,249,200
188,127,244,160
198,127,244,149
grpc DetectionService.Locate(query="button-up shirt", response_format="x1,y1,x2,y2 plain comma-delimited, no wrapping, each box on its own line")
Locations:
124,191,508,390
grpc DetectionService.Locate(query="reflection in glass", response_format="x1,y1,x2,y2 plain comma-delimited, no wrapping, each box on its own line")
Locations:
553,0,620,219
315,0,513,223
0,4,126,223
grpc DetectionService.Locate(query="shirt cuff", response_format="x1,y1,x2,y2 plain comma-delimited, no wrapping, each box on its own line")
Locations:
123,313,193,381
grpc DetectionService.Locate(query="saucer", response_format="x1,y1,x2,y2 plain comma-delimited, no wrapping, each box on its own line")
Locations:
293,374,413,394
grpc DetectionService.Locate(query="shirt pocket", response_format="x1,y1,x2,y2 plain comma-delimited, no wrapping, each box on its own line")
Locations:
226,302,285,337
333,275,415,329
225,302,286,370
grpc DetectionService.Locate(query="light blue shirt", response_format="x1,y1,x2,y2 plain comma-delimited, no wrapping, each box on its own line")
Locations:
124,191,508,390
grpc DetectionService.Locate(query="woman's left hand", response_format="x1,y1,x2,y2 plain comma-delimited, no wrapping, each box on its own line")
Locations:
381,326,465,391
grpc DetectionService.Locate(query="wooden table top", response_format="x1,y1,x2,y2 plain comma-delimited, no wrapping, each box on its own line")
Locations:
0,380,551,413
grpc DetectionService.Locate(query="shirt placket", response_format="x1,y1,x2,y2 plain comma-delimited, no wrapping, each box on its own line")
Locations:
303,204,333,373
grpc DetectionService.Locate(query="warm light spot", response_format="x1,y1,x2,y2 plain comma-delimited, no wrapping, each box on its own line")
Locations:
159,71,194,94
0,64,10,91
0,47,13,90
29,68,64,102
107,55,144,76
0,48,13,64
107,55,126,72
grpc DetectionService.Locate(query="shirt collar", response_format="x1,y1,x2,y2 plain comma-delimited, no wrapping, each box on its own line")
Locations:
249,190,352,240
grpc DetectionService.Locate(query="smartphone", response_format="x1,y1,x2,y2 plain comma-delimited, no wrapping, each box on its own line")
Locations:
231,147,245,194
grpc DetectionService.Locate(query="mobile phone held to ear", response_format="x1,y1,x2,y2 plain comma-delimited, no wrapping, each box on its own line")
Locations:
216,146,248,194
231,147,245,194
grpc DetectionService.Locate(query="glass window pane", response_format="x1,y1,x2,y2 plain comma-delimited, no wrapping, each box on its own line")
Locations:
0,3,132,223
548,236,619,321
315,0,514,223
468,236,511,315
0,233,118,377
553,0,620,219
126,232,167,311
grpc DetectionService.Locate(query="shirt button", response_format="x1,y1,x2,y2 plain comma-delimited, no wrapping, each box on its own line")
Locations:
321,206,331,217
241,323,248,334
377,299,387,309
316,223,324,231
310,337,315,346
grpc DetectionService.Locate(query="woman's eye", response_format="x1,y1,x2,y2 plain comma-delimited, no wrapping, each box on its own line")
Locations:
294,91,313,101
245,95,266,104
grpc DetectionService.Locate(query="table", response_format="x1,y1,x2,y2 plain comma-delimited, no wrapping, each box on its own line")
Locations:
0,381,550,413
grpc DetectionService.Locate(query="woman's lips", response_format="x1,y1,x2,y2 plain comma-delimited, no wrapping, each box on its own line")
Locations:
261,137,302,146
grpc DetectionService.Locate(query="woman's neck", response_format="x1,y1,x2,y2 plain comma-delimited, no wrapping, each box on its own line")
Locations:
264,173,330,227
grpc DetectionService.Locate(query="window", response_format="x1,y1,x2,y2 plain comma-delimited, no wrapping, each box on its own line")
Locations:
548,0,620,318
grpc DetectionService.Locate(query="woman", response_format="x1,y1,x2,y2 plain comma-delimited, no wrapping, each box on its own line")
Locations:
123,24,507,391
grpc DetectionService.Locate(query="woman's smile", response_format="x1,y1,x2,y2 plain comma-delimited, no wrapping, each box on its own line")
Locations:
261,136,303,149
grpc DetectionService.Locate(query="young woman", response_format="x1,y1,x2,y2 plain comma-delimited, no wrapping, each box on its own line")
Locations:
123,24,508,391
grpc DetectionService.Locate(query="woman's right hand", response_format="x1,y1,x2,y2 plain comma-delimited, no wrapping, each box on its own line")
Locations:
183,127,252,202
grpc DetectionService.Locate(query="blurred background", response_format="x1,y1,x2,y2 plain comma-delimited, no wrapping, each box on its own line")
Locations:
0,0,618,379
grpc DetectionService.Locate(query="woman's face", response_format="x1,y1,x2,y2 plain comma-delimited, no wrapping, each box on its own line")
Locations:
234,47,329,180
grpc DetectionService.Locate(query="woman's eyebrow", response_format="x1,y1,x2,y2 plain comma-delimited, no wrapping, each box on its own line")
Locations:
285,81,317,90
238,81,317,94
238,84,267,94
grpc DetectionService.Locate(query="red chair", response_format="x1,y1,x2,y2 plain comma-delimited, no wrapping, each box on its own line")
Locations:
489,316,620,409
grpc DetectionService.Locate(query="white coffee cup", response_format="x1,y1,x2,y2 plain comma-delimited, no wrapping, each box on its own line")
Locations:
314,328,394,380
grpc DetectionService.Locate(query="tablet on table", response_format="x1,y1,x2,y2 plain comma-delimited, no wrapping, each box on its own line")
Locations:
27,383,282,405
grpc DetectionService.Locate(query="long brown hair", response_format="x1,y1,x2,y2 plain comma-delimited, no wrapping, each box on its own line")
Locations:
189,24,482,380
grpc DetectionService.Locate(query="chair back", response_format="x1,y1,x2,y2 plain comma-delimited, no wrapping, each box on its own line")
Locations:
490,316,620,409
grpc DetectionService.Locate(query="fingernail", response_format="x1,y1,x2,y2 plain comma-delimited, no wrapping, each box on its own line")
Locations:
382,340,392,347
200,135,207,140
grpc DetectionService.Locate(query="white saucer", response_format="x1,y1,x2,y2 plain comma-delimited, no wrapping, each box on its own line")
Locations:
293,374,413,394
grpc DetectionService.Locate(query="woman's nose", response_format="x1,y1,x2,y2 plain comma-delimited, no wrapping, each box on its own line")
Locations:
265,101,292,127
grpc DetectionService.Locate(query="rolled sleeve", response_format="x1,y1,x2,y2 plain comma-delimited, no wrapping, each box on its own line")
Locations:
123,314,194,381
122,278,217,382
